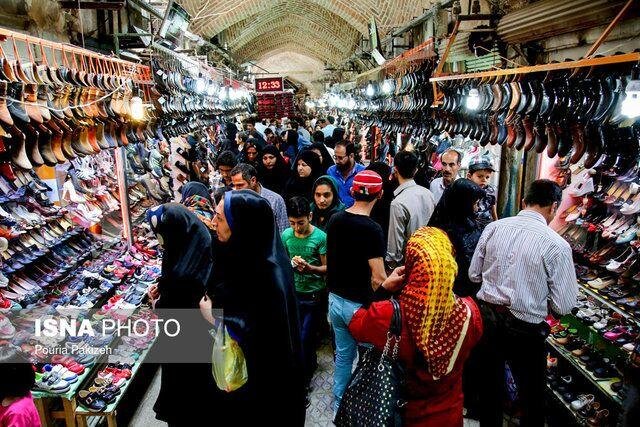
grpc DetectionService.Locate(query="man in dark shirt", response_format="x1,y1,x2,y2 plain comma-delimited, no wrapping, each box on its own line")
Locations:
212,150,237,202
325,170,405,414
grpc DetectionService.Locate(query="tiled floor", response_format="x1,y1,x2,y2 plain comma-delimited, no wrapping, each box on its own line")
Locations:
130,344,336,426
130,343,481,427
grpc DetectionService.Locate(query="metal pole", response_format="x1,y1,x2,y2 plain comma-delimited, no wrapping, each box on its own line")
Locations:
114,147,133,247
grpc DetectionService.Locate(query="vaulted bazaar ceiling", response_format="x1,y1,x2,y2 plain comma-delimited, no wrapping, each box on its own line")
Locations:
177,0,436,92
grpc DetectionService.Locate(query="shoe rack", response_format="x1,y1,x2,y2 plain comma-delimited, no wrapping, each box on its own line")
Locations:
0,27,172,427
543,123,640,425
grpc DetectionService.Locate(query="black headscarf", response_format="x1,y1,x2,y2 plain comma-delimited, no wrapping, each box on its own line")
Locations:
310,142,335,173
209,190,305,424
147,204,216,423
146,203,212,308
332,126,346,143
428,178,485,297
429,178,486,228
225,121,238,141
284,150,322,202
310,175,345,231
258,144,290,195
180,181,212,203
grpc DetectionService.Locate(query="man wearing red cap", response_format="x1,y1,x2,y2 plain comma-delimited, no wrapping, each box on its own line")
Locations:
325,170,406,415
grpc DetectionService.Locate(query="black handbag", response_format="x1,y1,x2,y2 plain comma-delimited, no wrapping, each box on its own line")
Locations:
335,298,406,426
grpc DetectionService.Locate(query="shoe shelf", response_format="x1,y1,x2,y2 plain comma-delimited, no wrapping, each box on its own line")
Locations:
75,335,157,418
546,339,622,406
578,282,640,328
32,366,95,402
29,247,124,401
545,384,585,426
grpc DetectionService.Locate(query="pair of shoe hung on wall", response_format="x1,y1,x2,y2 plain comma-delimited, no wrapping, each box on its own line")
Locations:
0,80,152,180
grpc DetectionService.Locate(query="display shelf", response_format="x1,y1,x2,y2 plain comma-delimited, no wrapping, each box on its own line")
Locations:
32,365,96,401
578,282,640,327
546,384,584,426
75,335,157,416
546,339,622,406
30,242,128,401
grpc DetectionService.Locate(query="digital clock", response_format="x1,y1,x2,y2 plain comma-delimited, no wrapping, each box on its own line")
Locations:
255,77,283,92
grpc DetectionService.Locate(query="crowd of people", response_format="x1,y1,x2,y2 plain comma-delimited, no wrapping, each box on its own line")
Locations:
138,114,581,427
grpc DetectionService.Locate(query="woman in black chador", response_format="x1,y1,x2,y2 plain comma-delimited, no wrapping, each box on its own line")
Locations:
202,190,306,425
146,203,216,426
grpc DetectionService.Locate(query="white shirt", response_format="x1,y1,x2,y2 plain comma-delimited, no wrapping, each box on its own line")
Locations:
254,123,267,139
429,177,457,203
469,210,578,324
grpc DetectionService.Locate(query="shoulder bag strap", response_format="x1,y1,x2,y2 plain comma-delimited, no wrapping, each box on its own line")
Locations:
389,298,402,338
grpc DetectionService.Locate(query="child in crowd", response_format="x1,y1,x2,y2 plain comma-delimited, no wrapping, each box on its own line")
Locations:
467,156,498,226
0,346,40,427
281,197,327,402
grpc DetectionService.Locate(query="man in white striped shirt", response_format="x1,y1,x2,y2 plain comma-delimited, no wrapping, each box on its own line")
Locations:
468,179,577,427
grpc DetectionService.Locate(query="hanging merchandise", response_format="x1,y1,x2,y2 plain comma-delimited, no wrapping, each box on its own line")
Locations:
148,44,253,197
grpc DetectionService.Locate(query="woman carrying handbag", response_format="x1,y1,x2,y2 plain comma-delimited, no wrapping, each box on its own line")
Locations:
345,227,483,426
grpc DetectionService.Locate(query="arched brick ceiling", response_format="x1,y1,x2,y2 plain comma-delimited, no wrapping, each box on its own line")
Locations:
179,0,431,62
226,4,361,59
254,51,325,94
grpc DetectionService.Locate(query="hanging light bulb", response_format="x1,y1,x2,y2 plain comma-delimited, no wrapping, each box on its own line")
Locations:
219,86,228,100
366,83,375,97
195,78,206,94
621,80,640,118
207,83,216,96
466,88,480,111
130,96,144,120
382,80,392,95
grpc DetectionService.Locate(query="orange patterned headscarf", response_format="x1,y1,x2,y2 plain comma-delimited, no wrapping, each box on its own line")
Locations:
400,227,471,379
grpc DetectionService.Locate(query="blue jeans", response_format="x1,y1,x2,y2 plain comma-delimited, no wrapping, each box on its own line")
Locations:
328,292,362,411
297,292,325,388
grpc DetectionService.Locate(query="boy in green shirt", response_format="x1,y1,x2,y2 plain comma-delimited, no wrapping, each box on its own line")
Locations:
281,196,327,397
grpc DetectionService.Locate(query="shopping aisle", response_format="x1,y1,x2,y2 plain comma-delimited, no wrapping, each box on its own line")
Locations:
130,344,336,426
131,343,482,427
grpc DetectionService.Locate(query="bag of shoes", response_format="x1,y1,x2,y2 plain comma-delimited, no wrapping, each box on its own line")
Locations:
335,298,405,427
210,322,248,392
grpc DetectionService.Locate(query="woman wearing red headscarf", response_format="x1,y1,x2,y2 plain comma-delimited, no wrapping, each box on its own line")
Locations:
349,227,483,426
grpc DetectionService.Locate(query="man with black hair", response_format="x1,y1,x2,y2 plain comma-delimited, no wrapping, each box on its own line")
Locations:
214,150,238,198
313,130,335,158
469,179,577,427
243,118,255,133
230,163,289,233
386,150,436,268
326,141,365,208
282,196,327,397
325,170,405,414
